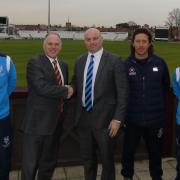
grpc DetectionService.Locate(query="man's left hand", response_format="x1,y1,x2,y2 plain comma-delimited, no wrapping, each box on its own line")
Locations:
108,120,121,137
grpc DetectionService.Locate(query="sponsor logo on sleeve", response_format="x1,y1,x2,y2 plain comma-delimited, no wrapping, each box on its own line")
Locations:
153,67,158,72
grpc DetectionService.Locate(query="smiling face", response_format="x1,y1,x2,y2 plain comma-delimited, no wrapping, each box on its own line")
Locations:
43,33,62,59
133,33,151,59
84,28,103,53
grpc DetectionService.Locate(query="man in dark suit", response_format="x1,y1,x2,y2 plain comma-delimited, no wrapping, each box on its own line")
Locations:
21,32,72,180
71,28,128,180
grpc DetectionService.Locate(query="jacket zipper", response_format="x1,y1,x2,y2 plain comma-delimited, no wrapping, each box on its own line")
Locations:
142,76,145,122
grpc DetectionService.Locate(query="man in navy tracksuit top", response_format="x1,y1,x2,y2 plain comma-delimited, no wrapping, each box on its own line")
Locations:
0,54,16,180
121,28,170,180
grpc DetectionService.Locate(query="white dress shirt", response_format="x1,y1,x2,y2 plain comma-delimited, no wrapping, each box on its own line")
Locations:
82,48,103,107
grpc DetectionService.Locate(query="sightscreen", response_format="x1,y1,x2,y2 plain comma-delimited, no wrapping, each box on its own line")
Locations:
0,17,8,25
155,29,169,39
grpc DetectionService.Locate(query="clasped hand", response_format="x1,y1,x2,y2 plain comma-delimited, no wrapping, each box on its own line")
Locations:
65,85,74,99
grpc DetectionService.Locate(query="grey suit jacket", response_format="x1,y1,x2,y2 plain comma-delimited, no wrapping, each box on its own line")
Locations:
21,55,68,135
71,50,128,128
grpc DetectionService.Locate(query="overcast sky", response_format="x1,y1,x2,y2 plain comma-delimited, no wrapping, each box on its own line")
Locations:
0,0,179,27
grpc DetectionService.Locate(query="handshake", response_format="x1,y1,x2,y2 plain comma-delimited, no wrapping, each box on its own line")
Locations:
65,85,74,99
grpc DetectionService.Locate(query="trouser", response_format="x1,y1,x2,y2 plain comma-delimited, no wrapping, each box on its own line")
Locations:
121,123,163,180
0,115,12,180
175,124,180,180
77,111,116,180
21,121,62,180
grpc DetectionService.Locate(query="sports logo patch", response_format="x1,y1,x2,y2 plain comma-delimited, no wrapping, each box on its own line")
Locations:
129,67,136,76
157,128,163,138
1,136,11,148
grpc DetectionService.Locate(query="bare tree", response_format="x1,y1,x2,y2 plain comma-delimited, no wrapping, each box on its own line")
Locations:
166,8,180,27
127,21,137,27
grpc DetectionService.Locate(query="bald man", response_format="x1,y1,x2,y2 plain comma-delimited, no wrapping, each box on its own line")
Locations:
71,28,128,180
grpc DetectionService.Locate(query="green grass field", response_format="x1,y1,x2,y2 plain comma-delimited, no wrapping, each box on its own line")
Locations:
0,39,179,87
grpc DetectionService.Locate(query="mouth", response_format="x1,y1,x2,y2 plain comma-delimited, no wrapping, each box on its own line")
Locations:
89,45,95,49
137,48,145,52
50,50,57,53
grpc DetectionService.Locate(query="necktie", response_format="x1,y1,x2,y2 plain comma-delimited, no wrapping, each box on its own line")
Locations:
85,55,94,112
52,60,62,85
52,60,64,112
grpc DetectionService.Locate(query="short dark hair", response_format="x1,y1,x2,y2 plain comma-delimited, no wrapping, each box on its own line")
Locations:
130,28,154,55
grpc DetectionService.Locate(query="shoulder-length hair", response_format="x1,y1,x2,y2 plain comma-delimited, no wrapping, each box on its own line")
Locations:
130,28,154,55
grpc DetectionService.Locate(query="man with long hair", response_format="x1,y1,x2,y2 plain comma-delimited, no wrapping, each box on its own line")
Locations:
121,28,170,180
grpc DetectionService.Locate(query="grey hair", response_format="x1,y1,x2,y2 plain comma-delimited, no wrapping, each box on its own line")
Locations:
44,32,62,45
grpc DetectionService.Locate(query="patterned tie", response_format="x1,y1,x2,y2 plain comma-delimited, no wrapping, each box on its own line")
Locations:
52,60,64,112
85,54,94,112
52,60,62,85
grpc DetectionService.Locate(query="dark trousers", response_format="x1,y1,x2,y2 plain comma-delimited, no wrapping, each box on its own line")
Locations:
121,124,163,180
175,124,180,180
78,111,115,180
0,116,12,180
21,122,62,180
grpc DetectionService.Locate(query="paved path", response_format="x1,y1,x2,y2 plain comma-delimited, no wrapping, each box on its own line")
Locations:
10,157,177,180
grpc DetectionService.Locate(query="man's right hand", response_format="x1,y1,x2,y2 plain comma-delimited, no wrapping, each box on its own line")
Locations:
65,85,74,99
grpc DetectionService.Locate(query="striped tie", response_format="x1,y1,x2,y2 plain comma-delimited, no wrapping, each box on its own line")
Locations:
52,60,62,85
85,55,94,112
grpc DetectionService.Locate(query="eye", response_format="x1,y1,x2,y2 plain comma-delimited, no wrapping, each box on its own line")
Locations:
54,43,59,46
135,40,140,43
48,42,53,46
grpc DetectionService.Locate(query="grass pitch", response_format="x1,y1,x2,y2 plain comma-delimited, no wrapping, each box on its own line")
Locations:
0,39,179,87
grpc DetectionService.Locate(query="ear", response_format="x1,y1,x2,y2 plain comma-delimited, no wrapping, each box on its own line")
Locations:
59,45,62,51
148,42,151,48
132,42,135,48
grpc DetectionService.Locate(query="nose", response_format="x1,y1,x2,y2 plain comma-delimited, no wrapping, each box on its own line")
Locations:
139,42,145,47
89,40,93,44
51,44,57,48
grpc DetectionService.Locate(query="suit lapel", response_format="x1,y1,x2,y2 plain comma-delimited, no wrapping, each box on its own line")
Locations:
42,55,66,84
41,55,56,81
79,55,88,96
94,51,108,100
42,55,53,69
